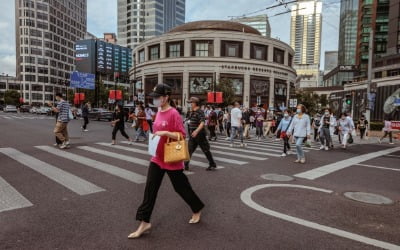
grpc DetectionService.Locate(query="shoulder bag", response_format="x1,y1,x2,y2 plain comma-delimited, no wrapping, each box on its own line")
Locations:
164,132,190,163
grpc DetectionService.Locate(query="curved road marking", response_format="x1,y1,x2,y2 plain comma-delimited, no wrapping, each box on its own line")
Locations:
240,184,400,250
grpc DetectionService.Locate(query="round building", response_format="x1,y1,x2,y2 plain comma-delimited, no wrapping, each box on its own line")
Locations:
130,20,296,109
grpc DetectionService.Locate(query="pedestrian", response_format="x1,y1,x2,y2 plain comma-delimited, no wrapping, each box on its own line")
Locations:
207,106,218,141
129,84,204,239
230,101,246,147
223,109,231,139
276,109,293,157
319,108,334,150
242,107,252,139
263,110,274,138
134,105,148,142
111,104,133,145
185,97,217,171
338,112,353,149
145,105,155,133
287,104,311,164
53,111,63,147
357,115,368,140
255,107,264,141
379,115,394,144
81,102,89,132
50,93,71,149
311,113,321,142
217,107,224,135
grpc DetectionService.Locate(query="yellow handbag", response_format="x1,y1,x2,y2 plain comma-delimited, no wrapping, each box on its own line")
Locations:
164,132,190,163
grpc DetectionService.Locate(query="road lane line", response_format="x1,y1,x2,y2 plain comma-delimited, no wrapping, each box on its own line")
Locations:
355,164,400,172
96,143,225,169
0,148,105,195
0,176,33,213
210,145,281,157
386,154,400,158
101,142,249,164
210,141,310,153
35,146,146,184
294,147,400,180
241,184,400,250
3,116,12,119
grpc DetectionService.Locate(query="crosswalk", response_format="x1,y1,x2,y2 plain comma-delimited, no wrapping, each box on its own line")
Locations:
0,137,320,213
0,114,54,120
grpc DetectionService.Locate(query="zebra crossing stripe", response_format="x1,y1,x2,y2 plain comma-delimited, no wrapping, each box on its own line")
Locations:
0,176,33,213
78,146,150,166
96,143,225,169
0,148,105,196
227,139,320,150
117,141,268,161
210,145,281,157
210,141,309,153
3,116,12,119
35,146,146,184
101,142,248,165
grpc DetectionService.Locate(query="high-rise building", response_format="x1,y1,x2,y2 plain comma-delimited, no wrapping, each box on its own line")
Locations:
231,15,271,37
117,0,185,49
338,0,358,66
355,0,389,78
290,0,322,88
103,33,117,44
15,0,87,105
324,51,338,73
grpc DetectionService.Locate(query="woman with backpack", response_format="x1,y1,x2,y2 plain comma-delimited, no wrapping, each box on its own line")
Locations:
276,109,293,157
208,106,218,141
357,115,368,140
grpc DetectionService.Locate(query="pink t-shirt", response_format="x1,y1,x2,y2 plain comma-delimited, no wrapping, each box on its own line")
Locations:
151,107,186,170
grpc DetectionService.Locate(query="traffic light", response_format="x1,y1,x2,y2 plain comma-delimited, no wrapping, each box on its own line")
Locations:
345,94,352,105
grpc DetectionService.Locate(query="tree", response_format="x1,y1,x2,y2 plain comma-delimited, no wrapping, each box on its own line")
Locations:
4,90,20,105
216,78,235,107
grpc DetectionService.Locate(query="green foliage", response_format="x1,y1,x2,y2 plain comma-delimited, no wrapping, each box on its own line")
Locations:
4,90,20,105
295,91,330,115
216,78,235,107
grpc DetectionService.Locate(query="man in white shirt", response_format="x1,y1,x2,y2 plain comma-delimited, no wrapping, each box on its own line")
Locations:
144,105,155,133
230,101,246,147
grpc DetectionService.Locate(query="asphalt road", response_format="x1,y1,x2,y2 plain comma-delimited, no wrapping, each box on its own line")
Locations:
0,112,399,250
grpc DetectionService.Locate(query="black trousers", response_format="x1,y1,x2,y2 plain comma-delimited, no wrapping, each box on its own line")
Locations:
147,119,153,133
185,130,216,168
136,162,204,223
82,117,89,129
283,136,291,153
112,125,130,140
360,128,366,139
381,131,393,143
208,125,216,139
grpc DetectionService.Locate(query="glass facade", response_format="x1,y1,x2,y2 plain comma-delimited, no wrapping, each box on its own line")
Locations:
232,15,271,37
338,0,358,66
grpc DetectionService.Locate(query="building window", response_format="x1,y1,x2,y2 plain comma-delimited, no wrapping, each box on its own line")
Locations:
250,43,267,60
288,54,293,67
139,49,145,63
192,40,213,57
167,41,183,58
221,41,243,58
25,75,36,82
149,45,160,60
273,48,285,64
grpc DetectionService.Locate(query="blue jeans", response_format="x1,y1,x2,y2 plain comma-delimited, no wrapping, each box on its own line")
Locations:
295,137,305,159
230,126,243,143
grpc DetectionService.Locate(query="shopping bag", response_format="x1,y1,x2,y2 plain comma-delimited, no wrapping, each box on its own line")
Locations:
148,133,161,157
164,132,189,163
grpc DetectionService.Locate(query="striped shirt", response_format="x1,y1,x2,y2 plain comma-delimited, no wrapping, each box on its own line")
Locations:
57,100,70,123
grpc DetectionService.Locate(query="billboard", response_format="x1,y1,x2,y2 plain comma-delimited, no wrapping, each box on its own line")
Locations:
97,40,106,72
70,71,95,89
75,40,96,74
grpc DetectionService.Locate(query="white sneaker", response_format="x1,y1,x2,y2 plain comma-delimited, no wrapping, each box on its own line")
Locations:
53,143,58,147
83,129,89,132
287,150,291,155
240,143,247,148
59,142,67,149
281,153,287,157
230,143,234,147
65,141,70,145
319,146,324,150
324,146,329,151
225,137,230,141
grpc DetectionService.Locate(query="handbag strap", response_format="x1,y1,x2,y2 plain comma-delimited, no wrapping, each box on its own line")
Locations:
166,132,182,143
284,117,293,132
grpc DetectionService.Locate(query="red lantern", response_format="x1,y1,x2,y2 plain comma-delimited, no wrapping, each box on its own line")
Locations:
216,92,223,103
19,97,24,103
109,90,123,100
207,92,215,103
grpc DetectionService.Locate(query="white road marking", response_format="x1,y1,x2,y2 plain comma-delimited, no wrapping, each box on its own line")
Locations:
210,141,310,153
0,148,105,195
0,176,33,213
210,144,281,157
120,141,268,161
3,116,12,119
241,184,400,250
386,154,400,158
355,164,400,172
98,143,225,169
35,146,146,184
294,147,400,180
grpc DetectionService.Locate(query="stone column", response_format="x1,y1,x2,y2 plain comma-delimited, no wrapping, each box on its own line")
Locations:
184,38,191,57
268,45,274,62
243,40,250,59
269,77,274,108
183,70,189,113
284,50,288,66
214,38,221,57
160,41,166,59
144,46,149,61
244,73,251,108
286,80,290,108
158,71,163,84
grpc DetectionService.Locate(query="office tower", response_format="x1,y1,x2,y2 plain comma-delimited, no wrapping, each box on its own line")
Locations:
338,0,358,66
231,15,271,37
117,0,185,49
290,0,322,88
324,51,338,73
15,0,87,104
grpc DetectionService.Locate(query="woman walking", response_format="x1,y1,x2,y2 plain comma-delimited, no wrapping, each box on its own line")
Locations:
276,109,292,157
128,84,204,239
338,112,353,149
134,105,148,142
287,104,311,164
379,115,394,144
111,104,133,145
255,107,264,141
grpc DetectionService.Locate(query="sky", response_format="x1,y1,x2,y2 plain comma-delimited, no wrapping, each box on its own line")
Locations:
0,0,340,77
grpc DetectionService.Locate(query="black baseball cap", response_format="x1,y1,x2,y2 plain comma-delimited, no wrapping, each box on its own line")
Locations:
149,83,172,97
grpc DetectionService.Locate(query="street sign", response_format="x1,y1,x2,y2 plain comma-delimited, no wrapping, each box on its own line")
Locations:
289,99,297,108
138,93,145,102
391,121,400,130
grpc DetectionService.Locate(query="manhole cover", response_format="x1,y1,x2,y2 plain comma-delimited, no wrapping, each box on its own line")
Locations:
261,174,294,182
344,192,393,205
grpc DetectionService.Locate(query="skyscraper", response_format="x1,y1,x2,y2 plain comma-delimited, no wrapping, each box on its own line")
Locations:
117,0,185,49
15,0,87,104
338,0,358,66
290,0,322,88
231,15,271,37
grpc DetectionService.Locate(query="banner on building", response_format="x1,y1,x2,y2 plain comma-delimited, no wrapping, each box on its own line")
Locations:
70,71,95,89
109,90,123,100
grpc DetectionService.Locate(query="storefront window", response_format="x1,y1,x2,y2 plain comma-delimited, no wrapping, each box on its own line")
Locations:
189,76,212,94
